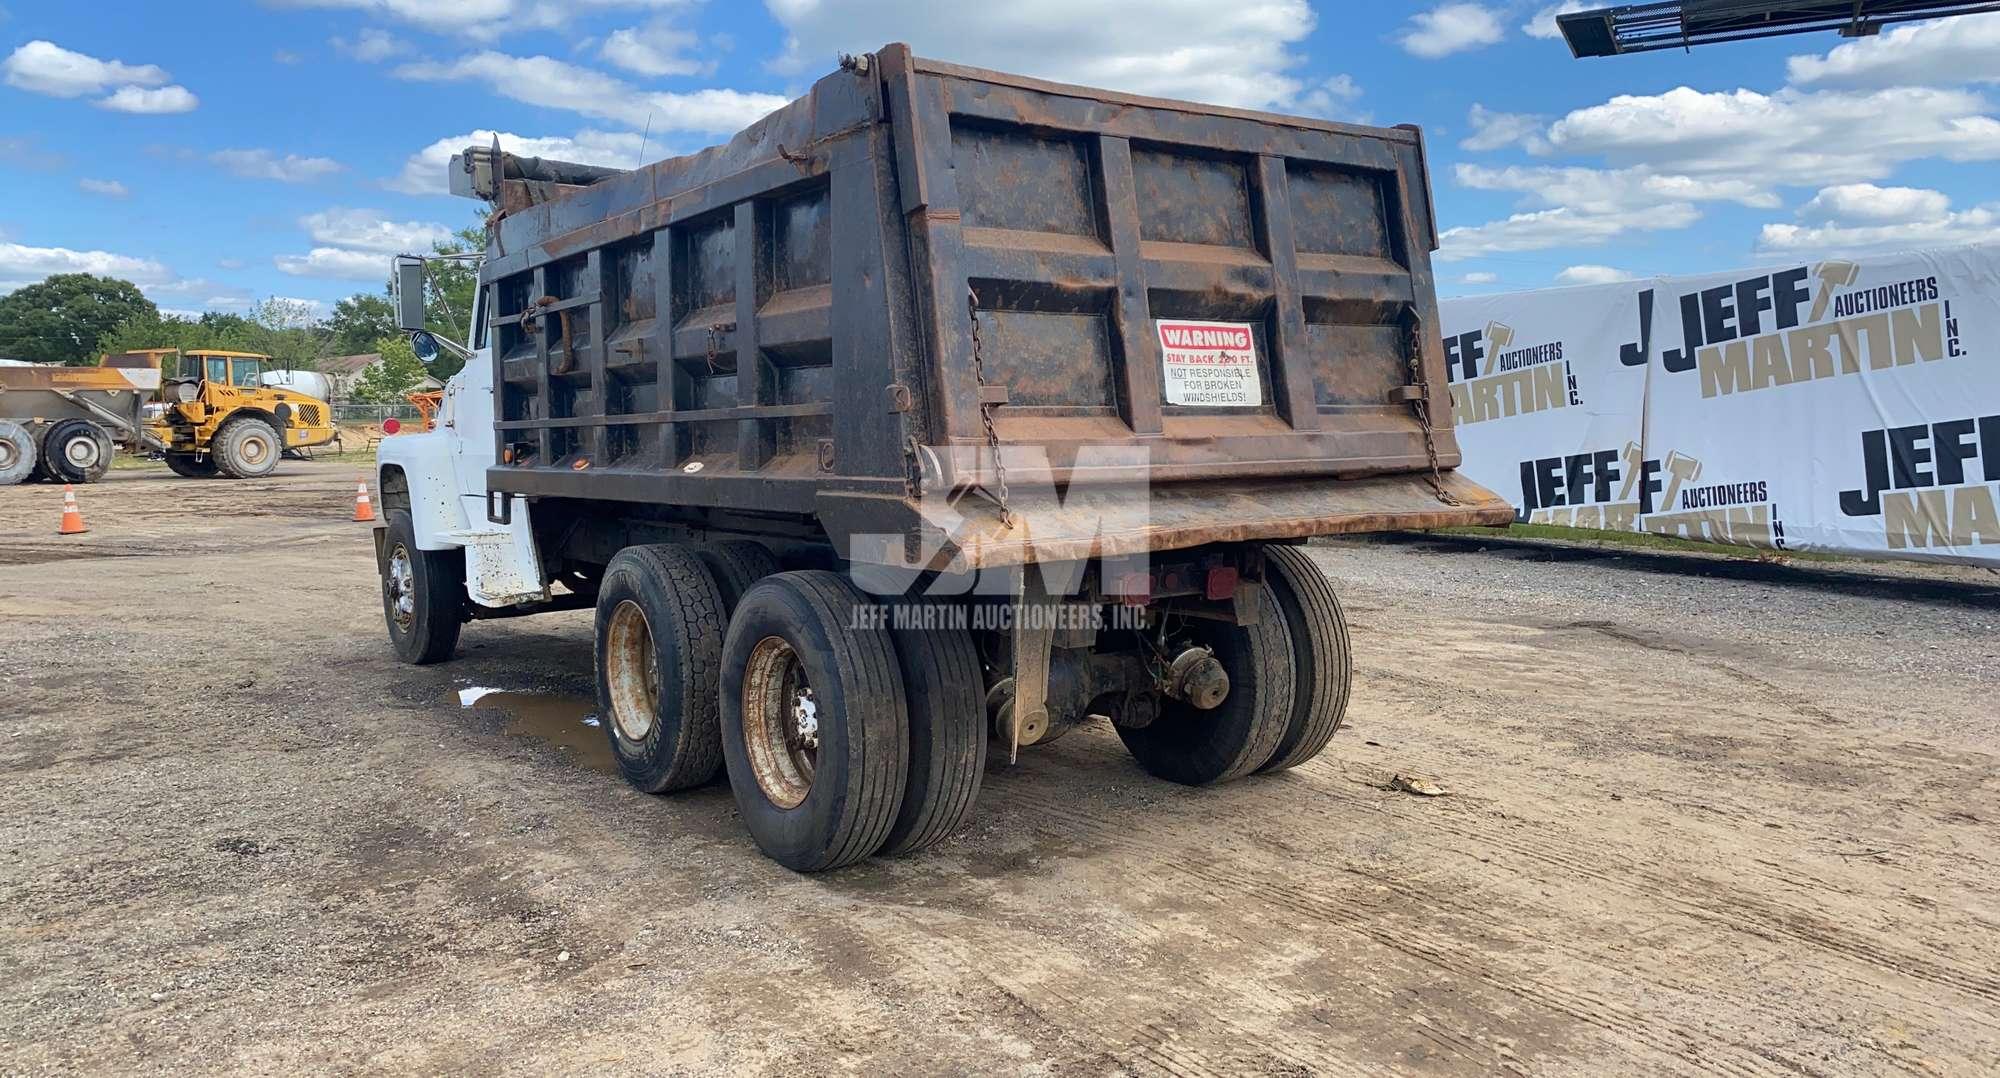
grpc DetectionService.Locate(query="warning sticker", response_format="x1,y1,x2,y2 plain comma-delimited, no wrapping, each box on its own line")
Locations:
1157,319,1261,406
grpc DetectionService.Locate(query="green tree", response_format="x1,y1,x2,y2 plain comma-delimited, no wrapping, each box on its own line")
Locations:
328,293,397,355
245,297,332,371
0,273,159,364
349,335,427,403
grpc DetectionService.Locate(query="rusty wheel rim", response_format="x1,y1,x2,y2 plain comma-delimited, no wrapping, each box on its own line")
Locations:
604,600,659,743
741,635,816,809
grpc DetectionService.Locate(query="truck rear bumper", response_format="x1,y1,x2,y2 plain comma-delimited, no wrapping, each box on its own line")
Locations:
827,470,1514,571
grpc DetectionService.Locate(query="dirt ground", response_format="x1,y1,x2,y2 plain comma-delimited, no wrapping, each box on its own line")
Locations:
3,461,1997,1076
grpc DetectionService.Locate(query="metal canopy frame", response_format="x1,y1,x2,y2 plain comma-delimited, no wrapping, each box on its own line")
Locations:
1558,1,2000,56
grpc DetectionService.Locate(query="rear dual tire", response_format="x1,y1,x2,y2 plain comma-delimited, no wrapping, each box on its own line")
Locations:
594,545,728,793
719,572,909,872
1114,546,1353,784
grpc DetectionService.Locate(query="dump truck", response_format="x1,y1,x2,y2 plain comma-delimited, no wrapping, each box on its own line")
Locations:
0,359,163,485
375,44,1512,872
112,349,337,477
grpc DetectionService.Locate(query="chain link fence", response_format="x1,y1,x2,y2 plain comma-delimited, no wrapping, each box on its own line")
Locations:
331,403,424,425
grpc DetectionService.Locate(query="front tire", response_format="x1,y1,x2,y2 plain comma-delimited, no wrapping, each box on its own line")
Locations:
42,419,113,484
594,545,727,793
1117,581,1295,786
213,417,281,479
720,571,909,872
380,509,464,665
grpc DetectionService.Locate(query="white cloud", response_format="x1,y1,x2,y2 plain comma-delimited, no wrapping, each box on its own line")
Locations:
0,240,173,293
1460,104,1547,152
2,40,166,97
78,178,129,198
1444,163,1779,259
276,0,700,44
97,84,199,114
1795,183,1951,224
602,19,711,77
1456,163,1780,214
301,208,453,254
1298,74,1366,123
1787,13,2000,90
1461,271,1498,284
1398,4,1504,59
1437,203,1700,261
274,248,390,281
1545,85,2000,186
1556,264,1633,285
2,39,195,113
1522,2,1591,40
274,49,304,66
0,242,231,304
387,128,648,194
333,28,406,63
763,0,1324,112
277,208,454,282
1758,184,2000,255
394,51,787,132
210,148,345,183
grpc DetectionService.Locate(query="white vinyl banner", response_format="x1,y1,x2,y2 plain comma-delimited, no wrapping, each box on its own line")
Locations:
1440,242,2000,567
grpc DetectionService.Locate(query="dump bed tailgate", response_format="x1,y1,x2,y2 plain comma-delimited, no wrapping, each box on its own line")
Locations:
886,50,1462,493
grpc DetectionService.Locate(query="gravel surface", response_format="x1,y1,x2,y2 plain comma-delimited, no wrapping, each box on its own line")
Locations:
2,462,1996,1075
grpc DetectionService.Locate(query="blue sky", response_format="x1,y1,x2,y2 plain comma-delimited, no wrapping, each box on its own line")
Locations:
3,1,1996,315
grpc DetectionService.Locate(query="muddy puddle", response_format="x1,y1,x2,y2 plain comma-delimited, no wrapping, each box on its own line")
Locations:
454,686,617,775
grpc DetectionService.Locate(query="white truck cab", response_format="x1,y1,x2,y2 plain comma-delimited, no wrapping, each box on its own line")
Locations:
374,266,549,657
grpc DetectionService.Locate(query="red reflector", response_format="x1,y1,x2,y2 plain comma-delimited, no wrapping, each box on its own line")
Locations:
1205,565,1239,601
381,418,401,435
1113,571,1151,605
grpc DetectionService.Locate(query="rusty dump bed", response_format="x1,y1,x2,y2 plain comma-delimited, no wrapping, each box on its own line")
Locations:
477,44,1510,568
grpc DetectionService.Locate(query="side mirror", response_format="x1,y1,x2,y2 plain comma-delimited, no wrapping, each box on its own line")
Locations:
410,331,440,364
393,256,428,331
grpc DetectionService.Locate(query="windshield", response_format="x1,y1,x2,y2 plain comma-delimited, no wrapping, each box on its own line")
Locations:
231,358,263,387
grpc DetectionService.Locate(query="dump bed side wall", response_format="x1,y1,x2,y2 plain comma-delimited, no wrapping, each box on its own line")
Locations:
481,63,911,518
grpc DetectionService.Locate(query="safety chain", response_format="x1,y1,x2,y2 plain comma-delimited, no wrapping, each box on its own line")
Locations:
1405,316,1461,507
966,288,1013,527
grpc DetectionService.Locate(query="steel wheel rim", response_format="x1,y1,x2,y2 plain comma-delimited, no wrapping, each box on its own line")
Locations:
0,441,16,470
241,433,272,467
386,545,416,630
64,435,102,470
741,635,817,809
604,600,659,743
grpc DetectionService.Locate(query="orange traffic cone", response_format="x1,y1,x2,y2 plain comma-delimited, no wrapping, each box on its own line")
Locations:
58,484,88,535
353,478,375,522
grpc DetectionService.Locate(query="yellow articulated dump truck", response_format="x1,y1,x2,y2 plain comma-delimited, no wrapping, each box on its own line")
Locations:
115,349,337,478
